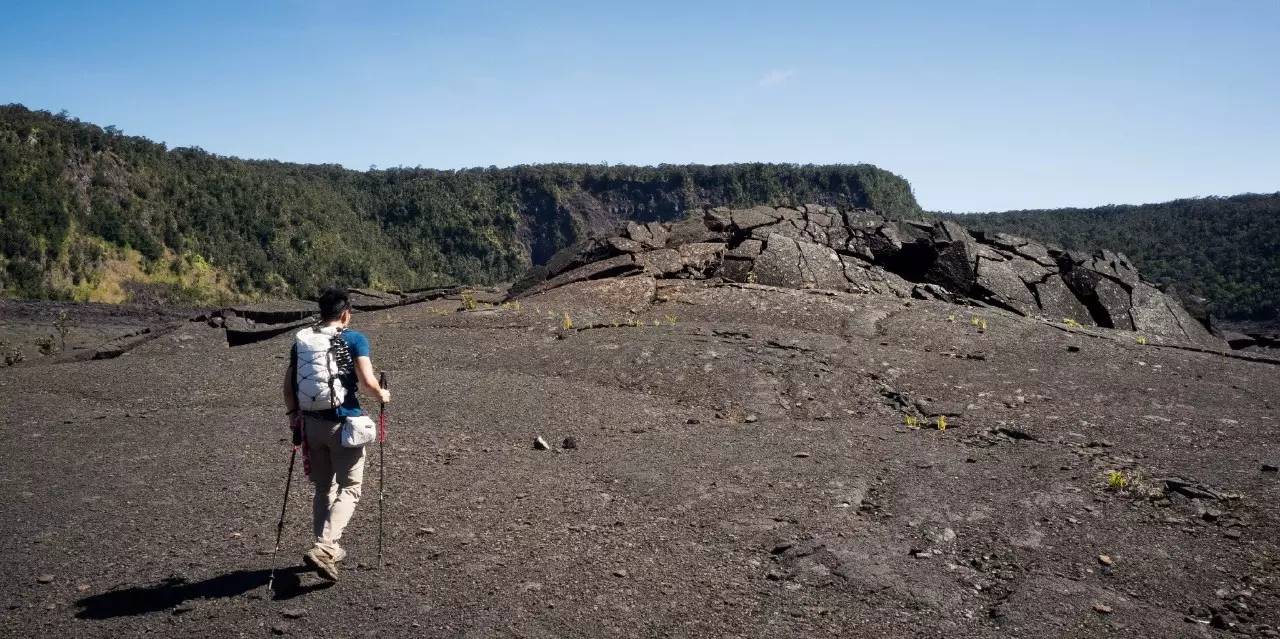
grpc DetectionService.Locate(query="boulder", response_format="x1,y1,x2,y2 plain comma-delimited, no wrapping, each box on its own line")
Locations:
753,235,806,288
727,239,764,259
1032,275,1093,325
635,249,684,276
972,257,1040,315
676,243,726,278
544,238,618,280
730,206,784,231
607,236,646,254
925,239,979,296
668,217,727,247
515,254,641,299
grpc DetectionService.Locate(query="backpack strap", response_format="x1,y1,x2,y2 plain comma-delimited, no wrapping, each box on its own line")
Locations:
289,343,299,398
326,348,338,409
326,327,347,409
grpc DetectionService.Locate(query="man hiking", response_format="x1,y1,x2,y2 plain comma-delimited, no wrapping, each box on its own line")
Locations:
282,287,391,582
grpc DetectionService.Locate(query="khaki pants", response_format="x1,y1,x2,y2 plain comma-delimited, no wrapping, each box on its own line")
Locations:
304,414,366,559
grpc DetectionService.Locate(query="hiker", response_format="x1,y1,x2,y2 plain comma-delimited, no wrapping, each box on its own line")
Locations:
282,287,391,581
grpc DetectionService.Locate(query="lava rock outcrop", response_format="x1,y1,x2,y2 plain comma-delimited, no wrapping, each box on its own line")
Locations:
511,204,1220,347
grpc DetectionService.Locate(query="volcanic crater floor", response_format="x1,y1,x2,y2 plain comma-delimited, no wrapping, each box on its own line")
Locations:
1,279,1278,638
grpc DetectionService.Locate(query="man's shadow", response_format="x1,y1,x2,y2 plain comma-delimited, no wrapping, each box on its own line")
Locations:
75,565,332,620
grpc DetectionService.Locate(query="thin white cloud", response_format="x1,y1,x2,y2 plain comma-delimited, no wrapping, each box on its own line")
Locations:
757,69,795,88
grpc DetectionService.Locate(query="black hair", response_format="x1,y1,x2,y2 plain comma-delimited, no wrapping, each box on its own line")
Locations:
318,288,352,321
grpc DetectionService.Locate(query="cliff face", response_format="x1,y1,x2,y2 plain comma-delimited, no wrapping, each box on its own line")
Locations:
514,204,1222,348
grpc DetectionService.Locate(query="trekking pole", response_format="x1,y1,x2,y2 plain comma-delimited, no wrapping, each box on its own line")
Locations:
377,371,389,567
267,440,299,594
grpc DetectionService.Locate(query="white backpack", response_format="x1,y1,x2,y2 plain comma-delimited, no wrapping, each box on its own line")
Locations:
294,326,348,411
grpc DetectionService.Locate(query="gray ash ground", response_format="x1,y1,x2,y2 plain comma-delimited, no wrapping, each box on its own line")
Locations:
2,279,1278,637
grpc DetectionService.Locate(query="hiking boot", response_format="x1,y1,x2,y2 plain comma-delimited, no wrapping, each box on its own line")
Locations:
303,547,339,582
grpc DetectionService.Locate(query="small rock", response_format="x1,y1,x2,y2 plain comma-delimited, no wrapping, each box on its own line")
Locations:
1262,464,1278,473
562,437,578,450
271,623,290,635
1212,610,1238,630
281,608,306,619
744,414,758,423
686,418,700,425
1098,555,1114,566
1225,529,1243,540
793,452,811,458
417,527,435,535
929,528,956,543
533,436,550,451
612,569,628,578
172,602,196,614
36,574,54,584
76,584,89,592
1093,603,1113,614
1067,345,1081,352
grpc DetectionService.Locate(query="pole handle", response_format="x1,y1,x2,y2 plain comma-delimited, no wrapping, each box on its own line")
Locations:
379,371,389,391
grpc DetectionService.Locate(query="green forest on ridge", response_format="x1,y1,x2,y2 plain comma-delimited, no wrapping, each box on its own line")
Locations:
949,193,1280,321
2,103,1277,321
0,104,918,305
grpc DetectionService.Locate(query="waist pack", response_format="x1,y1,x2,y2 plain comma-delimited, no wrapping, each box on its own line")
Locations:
340,415,377,448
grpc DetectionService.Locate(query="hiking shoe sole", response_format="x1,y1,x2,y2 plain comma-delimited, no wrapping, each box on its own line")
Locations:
303,550,339,582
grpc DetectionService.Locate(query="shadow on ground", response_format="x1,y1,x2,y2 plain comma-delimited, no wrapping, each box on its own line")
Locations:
75,566,330,619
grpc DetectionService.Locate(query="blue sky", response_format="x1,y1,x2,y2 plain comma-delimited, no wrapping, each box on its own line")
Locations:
2,1,1277,211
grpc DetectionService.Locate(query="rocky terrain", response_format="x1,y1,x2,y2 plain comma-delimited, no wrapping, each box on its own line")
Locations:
1,206,1278,638
513,205,1221,350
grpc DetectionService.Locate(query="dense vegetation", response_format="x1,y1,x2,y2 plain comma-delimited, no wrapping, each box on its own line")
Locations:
947,193,1280,321
0,104,920,304
9,104,1273,321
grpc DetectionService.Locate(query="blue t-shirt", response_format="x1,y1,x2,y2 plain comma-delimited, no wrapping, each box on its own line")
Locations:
335,329,371,418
